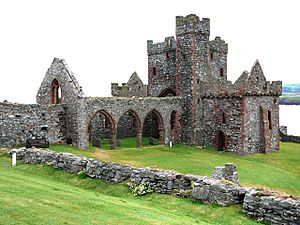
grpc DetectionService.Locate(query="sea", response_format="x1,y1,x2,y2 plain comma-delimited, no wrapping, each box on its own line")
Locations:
280,105,300,136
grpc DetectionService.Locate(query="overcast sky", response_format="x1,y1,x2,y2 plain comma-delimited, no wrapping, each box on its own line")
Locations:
0,0,299,103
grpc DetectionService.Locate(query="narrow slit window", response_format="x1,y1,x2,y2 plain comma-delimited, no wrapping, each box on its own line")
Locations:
166,52,170,60
222,112,226,124
268,111,272,129
152,67,157,75
220,68,224,77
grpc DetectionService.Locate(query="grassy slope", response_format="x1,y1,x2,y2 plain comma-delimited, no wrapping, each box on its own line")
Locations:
0,156,259,225
50,139,300,196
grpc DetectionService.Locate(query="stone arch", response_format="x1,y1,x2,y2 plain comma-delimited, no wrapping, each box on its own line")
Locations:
142,109,164,145
117,109,142,148
158,88,176,97
88,109,117,150
214,130,226,151
51,79,62,104
170,110,180,143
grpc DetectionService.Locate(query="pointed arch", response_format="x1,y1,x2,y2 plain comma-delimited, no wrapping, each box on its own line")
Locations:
51,79,62,104
143,109,164,145
158,88,176,97
117,109,142,148
88,109,117,150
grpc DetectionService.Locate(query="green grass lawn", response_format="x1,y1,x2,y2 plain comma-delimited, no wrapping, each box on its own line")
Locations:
0,156,260,225
50,139,300,196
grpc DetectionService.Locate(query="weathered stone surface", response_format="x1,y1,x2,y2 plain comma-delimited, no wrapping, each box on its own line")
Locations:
211,163,239,185
191,178,242,206
9,148,238,203
1,14,281,155
0,102,66,147
243,189,300,225
9,147,299,225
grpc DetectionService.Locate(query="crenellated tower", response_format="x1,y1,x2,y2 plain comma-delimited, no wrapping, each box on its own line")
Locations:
209,36,228,81
147,37,176,97
175,14,211,144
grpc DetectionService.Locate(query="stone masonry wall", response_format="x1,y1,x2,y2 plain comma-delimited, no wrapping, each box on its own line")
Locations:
76,96,182,149
9,148,300,224
9,148,241,205
111,72,147,97
36,58,85,148
200,97,243,153
244,96,280,154
147,37,177,97
209,36,228,81
0,102,66,147
243,189,300,225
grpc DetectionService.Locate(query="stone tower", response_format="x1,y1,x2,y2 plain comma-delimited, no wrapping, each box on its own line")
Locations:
147,37,177,97
175,14,211,144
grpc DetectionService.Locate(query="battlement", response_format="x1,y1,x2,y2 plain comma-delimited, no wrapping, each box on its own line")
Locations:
176,14,210,36
147,36,176,55
210,36,228,54
111,72,147,97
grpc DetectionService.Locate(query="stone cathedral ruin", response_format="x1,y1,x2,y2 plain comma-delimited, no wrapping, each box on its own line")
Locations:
0,14,282,154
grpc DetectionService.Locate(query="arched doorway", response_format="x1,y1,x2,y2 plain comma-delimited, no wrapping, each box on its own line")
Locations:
170,110,180,143
142,109,164,145
88,110,116,150
158,88,176,97
117,110,142,148
215,130,226,151
51,79,62,104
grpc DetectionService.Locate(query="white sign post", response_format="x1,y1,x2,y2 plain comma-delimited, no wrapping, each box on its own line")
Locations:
169,141,173,148
12,153,16,166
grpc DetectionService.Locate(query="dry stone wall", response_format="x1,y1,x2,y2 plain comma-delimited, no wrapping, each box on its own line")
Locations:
243,189,300,225
9,148,241,203
8,148,300,224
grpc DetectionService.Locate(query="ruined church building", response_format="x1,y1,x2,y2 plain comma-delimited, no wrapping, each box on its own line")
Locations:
0,14,282,154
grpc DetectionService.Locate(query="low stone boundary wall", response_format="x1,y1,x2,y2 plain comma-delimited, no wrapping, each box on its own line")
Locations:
9,148,241,203
243,189,300,225
8,148,300,224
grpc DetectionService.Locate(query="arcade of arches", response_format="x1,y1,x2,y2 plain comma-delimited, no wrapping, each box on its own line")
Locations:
87,107,180,150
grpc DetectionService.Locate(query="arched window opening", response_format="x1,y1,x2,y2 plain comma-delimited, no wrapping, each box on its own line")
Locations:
210,52,213,60
158,88,176,97
268,110,272,130
51,79,62,104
